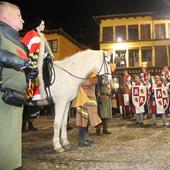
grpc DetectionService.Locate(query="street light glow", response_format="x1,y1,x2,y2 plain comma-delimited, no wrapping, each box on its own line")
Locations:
117,37,122,42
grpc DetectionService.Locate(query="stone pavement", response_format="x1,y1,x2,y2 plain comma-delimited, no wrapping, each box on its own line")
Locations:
22,114,170,170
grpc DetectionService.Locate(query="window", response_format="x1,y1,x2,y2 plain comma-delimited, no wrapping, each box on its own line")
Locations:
155,46,167,66
140,24,150,40
114,50,126,67
115,26,126,41
168,23,170,38
48,39,58,52
141,47,152,66
102,26,113,42
128,25,138,40
155,24,166,39
129,49,139,67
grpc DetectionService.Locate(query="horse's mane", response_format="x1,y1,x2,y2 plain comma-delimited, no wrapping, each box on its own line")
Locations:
54,49,103,66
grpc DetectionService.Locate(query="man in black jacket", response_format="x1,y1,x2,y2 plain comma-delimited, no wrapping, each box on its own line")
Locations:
0,1,38,170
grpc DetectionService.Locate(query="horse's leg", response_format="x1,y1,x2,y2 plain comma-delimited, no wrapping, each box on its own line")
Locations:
60,102,70,149
53,102,66,152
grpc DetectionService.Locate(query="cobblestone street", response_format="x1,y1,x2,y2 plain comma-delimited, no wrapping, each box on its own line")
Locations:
22,114,170,170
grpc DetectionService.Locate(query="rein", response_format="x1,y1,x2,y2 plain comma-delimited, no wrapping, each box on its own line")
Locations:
52,53,111,80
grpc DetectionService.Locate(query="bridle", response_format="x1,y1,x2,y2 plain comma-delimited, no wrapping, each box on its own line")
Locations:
52,52,112,80
98,52,112,77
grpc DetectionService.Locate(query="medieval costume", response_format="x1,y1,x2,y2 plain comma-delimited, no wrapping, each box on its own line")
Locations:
72,71,101,146
161,66,170,114
150,76,168,126
122,71,132,118
22,18,54,131
140,67,151,117
140,67,151,85
22,19,49,100
96,74,112,135
161,66,170,83
111,77,120,114
132,76,147,125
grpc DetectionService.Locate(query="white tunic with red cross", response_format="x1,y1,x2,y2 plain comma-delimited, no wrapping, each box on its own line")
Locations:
132,82,146,114
151,82,169,114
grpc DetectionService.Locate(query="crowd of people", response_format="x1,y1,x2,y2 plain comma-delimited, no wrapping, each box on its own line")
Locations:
70,64,170,149
1,1,170,170
111,65,170,127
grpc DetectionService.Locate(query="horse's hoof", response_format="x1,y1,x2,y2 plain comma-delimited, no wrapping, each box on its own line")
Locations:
62,144,71,151
54,147,65,153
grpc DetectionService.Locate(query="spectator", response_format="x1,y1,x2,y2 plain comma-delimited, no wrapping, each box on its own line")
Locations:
0,2,38,169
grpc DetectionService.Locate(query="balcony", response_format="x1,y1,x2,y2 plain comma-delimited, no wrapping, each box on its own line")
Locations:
114,66,163,77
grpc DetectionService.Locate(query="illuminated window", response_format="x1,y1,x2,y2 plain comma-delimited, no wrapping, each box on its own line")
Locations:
102,26,113,42
129,49,139,67
168,24,170,38
155,24,166,39
155,46,167,66
115,26,126,41
142,47,152,66
114,50,126,67
48,39,58,52
128,25,138,40
140,24,150,40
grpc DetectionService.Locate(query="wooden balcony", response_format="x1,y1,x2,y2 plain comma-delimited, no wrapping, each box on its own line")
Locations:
114,67,163,77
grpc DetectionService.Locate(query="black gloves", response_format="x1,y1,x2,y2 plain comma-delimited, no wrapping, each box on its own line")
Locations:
0,49,39,79
25,67,39,80
0,49,28,71
22,62,39,80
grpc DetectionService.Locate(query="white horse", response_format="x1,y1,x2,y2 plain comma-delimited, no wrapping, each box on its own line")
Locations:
47,49,112,152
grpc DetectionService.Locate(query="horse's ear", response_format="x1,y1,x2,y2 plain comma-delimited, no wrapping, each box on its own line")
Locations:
104,51,113,63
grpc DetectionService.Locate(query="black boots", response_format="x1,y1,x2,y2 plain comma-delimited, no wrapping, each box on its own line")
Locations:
102,118,112,134
28,121,38,131
96,125,102,136
22,120,38,132
79,127,95,147
79,127,90,147
96,119,112,135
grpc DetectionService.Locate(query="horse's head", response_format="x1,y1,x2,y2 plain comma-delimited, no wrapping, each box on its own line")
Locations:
98,51,116,82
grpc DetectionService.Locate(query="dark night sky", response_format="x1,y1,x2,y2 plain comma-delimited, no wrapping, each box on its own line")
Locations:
8,0,170,49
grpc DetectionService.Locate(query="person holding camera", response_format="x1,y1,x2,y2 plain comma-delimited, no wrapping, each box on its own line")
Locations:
0,2,38,170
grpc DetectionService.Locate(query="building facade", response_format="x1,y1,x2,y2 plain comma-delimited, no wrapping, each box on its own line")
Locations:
45,28,86,60
94,12,170,68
